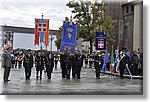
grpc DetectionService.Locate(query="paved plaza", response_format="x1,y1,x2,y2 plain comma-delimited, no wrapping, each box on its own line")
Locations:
0,62,143,95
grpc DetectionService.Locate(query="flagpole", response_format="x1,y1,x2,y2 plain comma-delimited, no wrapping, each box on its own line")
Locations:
40,13,44,51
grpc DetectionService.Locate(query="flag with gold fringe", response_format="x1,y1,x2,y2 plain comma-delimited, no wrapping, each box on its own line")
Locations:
34,19,49,46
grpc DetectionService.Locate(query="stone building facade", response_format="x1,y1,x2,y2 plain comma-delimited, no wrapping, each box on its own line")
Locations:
119,0,143,51
100,0,127,52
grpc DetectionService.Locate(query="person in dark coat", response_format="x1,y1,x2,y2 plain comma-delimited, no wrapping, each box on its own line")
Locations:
18,51,23,68
119,51,127,79
71,54,76,78
59,53,65,78
54,53,59,69
94,51,101,79
84,54,89,68
126,51,132,75
45,51,53,79
139,52,143,76
60,52,68,78
11,53,15,68
66,53,72,79
23,49,33,80
75,52,82,79
89,54,94,68
131,51,139,76
50,52,54,73
35,50,44,80
14,51,19,68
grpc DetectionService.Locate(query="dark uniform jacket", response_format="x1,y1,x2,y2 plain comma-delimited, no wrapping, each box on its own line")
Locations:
131,54,139,64
75,54,82,67
45,55,53,72
119,56,127,70
23,54,33,70
94,54,100,67
35,55,44,71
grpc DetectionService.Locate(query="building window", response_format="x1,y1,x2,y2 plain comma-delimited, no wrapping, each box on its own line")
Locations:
131,5,134,11
126,6,129,13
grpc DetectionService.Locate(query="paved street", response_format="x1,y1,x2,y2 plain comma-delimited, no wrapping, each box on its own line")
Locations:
0,62,142,95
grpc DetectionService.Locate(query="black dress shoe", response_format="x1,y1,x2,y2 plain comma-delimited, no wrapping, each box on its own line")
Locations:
4,80,8,82
7,79,10,81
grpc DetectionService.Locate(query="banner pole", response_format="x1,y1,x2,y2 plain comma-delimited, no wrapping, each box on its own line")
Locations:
40,13,43,51
40,42,42,50
126,65,133,79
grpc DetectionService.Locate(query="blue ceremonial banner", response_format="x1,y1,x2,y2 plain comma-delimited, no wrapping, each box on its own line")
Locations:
60,21,78,54
95,31,106,50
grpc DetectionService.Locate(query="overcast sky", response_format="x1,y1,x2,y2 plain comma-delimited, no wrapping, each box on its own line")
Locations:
0,0,132,30
0,0,72,30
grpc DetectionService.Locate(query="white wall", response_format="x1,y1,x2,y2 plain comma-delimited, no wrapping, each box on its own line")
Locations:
13,32,57,51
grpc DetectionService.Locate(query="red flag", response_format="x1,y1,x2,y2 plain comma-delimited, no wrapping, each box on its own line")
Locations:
34,19,49,46
34,19,40,45
44,19,49,46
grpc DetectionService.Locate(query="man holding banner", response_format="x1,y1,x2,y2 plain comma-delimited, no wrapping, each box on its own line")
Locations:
60,21,78,54
95,31,107,78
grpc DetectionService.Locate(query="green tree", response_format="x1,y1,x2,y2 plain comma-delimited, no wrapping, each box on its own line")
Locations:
55,17,69,50
55,26,62,50
66,0,115,53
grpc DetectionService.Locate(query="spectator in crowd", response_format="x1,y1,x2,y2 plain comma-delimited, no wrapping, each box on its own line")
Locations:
2,47,12,82
54,53,59,69
131,51,139,76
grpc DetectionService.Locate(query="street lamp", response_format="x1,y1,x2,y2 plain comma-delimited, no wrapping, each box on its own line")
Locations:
51,33,53,52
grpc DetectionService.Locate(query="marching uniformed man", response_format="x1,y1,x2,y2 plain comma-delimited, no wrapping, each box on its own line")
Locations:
71,54,76,78
45,51,53,79
75,51,82,79
60,50,68,78
35,50,44,80
60,53,65,78
66,52,72,79
23,49,33,80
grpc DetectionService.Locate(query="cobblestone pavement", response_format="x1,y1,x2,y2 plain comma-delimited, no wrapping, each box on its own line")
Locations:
0,62,143,95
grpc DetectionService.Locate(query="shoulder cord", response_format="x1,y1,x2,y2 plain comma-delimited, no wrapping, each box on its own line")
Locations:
24,55,29,62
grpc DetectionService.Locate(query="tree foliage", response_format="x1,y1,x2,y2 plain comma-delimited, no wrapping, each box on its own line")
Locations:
66,0,115,53
54,17,69,50
55,26,62,50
